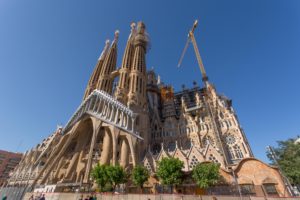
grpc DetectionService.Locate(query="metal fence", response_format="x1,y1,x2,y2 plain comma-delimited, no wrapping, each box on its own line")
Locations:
0,186,30,200
22,193,300,200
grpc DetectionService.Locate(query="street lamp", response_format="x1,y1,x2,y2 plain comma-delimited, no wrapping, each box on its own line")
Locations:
266,146,295,196
228,166,242,200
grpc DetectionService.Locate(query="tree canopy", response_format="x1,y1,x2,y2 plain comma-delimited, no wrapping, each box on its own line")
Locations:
192,162,220,189
91,164,109,192
91,164,127,192
156,157,184,186
132,165,150,189
106,165,127,190
267,138,300,185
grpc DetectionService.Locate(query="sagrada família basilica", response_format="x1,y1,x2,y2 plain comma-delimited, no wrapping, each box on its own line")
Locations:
7,22,290,197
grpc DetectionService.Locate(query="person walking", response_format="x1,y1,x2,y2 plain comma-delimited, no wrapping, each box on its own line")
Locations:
39,194,45,200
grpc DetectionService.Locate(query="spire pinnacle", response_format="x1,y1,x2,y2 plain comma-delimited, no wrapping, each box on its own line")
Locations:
137,21,145,34
130,22,136,32
113,30,120,42
98,40,110,61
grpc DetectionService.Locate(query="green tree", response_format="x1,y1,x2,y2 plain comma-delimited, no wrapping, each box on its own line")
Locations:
156,157,184,192
267,138,300,185
132,165,150,192
106,165,127,191
192,162,220,189
91,164,109,192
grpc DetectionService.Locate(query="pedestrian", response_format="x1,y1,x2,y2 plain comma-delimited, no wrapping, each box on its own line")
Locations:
89,194,94,200
29,194,34,200
84,195,90,200
78,194,83,200
92,194,97,200
39,194,45,200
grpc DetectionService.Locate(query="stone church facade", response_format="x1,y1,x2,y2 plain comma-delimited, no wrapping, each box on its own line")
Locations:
7,22,291,197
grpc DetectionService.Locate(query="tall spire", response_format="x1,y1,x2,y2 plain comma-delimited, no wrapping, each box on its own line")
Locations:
96,30,119,94
127,22,149,109
114,23,136,103
83,40,110,100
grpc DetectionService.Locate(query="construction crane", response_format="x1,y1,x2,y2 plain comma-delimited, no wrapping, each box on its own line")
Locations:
178,20,229,166
178,19,208,83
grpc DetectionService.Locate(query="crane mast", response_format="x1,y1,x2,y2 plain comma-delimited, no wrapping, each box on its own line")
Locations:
178,20,208,83
178,20,229,166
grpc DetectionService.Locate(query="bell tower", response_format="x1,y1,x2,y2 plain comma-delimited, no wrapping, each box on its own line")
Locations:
114,23,136,103
83,40,110,100
96,30,119,94
127,22,148,109
127,21,150,161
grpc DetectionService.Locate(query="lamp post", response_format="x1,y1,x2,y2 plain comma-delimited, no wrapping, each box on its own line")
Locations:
228,167,242,200
266,146,295,196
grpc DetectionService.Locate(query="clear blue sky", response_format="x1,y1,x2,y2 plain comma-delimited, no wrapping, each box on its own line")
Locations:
0,0,299,162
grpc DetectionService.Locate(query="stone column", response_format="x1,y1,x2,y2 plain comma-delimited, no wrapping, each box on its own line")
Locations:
34,123,79,186
83,119,102,183
127,136,137,166
65,130,90,179
53,156,65,179
114,108,119,123
100,129,112,164
120,138,129,167
112,131,117,166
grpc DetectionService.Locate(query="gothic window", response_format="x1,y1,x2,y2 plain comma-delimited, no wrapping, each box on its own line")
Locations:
263,184,278,196
241,184,255,195
219,112,224,119
145,162,152,172
127,77,130,89
200,116,205,123
242,143,248,154
203,136,215,146
183,140,191,150
234,145,243,159
167,142,176,152
233,119,237,126
189,155,199,169
225,121,229,127
205,124,209,130
152,144,161,154
137,77,140,92
139,78,142,93
228,146,235,160
208,154,219,163
225,134,236,145
186,127,190,134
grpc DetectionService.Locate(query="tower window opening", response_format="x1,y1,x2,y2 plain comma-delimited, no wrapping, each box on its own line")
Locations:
234,145,243,159
140,78,142,93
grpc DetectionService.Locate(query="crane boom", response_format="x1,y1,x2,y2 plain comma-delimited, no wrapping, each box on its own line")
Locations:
177,37,190,68
190,33,208,81
178,20,229,166
177,19,208,82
